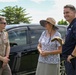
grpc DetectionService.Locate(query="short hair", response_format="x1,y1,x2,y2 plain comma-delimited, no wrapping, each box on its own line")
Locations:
64,4,76,12
0,16,5,22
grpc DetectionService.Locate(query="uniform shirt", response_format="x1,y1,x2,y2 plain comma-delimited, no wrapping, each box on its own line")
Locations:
0,30,9,56
38,30,61,64
62,18,76,57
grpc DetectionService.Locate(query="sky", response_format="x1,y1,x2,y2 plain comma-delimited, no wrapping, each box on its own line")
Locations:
0,0,76,24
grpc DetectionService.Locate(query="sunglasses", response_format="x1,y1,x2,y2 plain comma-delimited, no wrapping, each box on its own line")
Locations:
0,22,7,25
45,22,51,25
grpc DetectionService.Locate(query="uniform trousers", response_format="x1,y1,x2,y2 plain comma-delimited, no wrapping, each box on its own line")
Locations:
64,58,76,75
0,64,12,75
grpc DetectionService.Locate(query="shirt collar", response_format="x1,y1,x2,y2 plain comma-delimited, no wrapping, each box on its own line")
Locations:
68,18,76,29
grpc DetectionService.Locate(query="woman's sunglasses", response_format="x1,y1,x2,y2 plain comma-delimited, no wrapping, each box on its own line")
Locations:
0,22,7,25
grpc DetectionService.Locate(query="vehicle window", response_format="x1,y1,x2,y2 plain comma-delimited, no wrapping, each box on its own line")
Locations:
8,28,27,46
58,26,66,40
30,29,44,44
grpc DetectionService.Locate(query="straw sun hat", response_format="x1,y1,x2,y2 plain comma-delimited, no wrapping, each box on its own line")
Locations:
40,17,58,29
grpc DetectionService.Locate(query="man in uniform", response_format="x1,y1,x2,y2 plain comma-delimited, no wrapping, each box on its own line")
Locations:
0,16,12,75
62,4,76,75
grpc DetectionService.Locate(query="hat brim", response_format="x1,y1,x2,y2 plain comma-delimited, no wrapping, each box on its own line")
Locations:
40,20,47,27
40,20,58,29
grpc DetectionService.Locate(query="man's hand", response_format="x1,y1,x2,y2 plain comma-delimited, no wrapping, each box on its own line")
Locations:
2,56,10,68
67,55,74,63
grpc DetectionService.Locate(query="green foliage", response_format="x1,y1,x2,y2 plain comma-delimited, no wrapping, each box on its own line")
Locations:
0,5,32,24
57,19,68,25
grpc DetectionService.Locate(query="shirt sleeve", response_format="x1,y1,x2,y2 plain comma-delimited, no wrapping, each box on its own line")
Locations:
38,31,45,43
57,41,61,47
4,31,10,45
56,32,62,47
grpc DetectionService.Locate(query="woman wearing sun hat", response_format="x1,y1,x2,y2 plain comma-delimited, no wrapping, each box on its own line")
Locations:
35,17,62,75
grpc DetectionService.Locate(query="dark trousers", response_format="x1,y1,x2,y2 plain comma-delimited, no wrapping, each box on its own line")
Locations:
64,58,76,75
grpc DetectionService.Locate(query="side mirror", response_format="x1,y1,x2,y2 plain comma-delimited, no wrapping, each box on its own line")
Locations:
10,42,17,47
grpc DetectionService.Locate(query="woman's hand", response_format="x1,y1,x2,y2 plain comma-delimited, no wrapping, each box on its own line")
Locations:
41,51,50,57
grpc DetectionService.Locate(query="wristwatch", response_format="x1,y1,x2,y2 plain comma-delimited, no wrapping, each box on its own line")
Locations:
71,54,76,58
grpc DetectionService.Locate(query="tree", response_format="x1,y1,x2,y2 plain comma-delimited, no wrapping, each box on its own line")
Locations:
0,5,32,24
57,19,68,25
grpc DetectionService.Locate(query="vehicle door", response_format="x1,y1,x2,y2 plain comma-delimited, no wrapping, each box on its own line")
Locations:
57,26,67,40
29,25,44,71
57,26,67,75
7,26,32,74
